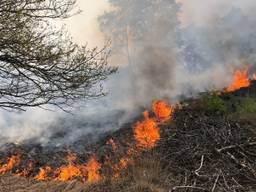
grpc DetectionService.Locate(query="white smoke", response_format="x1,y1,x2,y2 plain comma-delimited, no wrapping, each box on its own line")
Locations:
1,0,256,146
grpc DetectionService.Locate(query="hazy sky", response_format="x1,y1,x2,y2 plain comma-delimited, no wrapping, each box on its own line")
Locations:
65,0,256,47
64,0,109,47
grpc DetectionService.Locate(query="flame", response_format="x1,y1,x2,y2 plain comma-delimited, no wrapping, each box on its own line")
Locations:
152,100,173,121
113,157,132,178
56,164,81,181
133,111,160,149
85,156,101,183
119,157,130,169
226,68,250,92
35,166,52,181
0,100,175,183
0,155,21,174
55,153,81,181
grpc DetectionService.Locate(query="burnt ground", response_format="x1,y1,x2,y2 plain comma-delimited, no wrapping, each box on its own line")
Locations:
0,82,256,192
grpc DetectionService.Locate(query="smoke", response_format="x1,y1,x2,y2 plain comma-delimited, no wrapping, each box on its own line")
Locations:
1,0,256,146
178,0,256,94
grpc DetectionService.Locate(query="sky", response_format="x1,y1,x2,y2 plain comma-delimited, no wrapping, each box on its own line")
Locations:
64,0,256,47
64,0,110,47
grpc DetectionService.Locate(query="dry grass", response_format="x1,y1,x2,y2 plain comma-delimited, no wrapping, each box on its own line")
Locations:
0,174,88,192
0,153,172,192
109,152,172,192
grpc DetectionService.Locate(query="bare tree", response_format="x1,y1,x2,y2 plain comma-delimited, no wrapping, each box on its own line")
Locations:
0,0,117,111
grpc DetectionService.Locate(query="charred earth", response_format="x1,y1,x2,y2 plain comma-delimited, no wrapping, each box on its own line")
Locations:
0,82,256,192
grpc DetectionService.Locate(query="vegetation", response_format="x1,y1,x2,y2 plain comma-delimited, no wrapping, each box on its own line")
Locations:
237,97,256,114
1,86,256,191
0,0,116,111
201,94,228,113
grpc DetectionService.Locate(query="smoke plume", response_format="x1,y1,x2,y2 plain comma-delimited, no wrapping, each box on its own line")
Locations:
1,0,256,146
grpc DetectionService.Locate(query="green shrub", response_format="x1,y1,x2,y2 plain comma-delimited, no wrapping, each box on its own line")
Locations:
201,94,228,113
237,97,256,114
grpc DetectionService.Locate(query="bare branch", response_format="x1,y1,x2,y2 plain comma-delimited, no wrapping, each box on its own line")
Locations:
0,0,117,111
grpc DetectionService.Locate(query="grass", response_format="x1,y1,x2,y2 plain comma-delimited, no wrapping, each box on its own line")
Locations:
234,97,256,124
100,152,172,192
201,94,228,113
236,97,256,114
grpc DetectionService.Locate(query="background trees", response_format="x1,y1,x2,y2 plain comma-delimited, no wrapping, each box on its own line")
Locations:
99,0,180,62
98,0,181,106
0,0,116,111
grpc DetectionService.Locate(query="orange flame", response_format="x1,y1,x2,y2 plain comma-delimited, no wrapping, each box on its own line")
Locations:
152,100,173,121
35,166,52,181
56,164,81,181
0,155,21,174
133,111,160,149
119,157,130,169
226,68,250,92
0,100,175,183
85,156,101,183
55,153,81,181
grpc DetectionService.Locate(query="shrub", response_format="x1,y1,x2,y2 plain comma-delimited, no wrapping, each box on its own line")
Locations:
201,94,228,113
237,97,256,114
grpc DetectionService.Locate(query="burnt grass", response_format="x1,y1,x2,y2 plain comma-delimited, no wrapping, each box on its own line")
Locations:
1,82,256,192
159,106,256,191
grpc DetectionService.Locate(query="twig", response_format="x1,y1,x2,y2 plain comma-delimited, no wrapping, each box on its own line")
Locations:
195,155,204,175
226,152,247,169
170,185,208,191
211,171,220,192
220,170,230,190
232,177,244,189
194,155,210,179
216,142,256,153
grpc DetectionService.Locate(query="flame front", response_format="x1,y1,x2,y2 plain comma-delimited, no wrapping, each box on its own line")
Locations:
56,164,81,181
0,155,20,174
34,166,52,181
0,100,174,183
55,153,81,181
152,100,173,121
133,111,160,149
85,156,101,183
226,68,250,92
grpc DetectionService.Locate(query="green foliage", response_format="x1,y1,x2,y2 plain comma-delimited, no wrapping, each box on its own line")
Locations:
201,94,228,113
237,97,256,114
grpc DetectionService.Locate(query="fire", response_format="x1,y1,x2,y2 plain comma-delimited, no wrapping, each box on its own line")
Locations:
0,100,174,184
0,155,21,174
35,166,52,181
133,111,160,149
226,68,250,92
55,153,81,181
118,157,131,170
152,100,173,121
56,164,81,181
112,157,132,178
85,156,101,183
